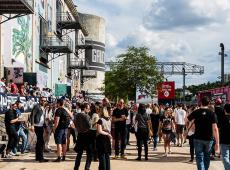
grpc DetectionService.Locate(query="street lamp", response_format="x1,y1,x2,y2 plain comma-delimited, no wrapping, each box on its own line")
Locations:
219,43,227,85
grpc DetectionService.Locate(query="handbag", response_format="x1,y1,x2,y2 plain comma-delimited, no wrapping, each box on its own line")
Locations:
147,121,153,137
129,125,136,134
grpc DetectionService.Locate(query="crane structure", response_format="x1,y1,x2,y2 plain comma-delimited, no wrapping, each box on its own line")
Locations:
105,61,204,101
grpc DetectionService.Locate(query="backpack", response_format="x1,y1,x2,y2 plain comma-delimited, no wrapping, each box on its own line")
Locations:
58,108,70,128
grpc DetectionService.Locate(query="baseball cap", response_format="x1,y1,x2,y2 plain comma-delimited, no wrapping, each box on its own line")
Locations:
215,97,222,105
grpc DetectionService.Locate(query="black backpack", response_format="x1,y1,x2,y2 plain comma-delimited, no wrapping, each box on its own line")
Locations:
58,108,70,128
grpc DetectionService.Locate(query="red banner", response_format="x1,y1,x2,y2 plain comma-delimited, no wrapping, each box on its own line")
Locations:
158,82,175,99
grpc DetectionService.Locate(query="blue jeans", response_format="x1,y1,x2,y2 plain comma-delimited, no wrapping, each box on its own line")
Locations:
152,133,158,149
194,139,213,170
98,153,110,170
221,144,230,170
13,127,27,153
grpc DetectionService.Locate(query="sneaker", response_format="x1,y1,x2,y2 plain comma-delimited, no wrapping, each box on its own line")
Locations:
4,154,12,158
135,157,141,161
188,159,194,163
62,156,65,161
112,155,119,159
53,157,61,162
9,151,16,156
39,159,49,163
120,155,127,159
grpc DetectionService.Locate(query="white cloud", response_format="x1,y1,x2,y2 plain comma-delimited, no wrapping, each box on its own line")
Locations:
106,33,118,48
77,0,230,86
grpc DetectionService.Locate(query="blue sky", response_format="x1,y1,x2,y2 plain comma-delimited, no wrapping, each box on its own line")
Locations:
77,0,230,88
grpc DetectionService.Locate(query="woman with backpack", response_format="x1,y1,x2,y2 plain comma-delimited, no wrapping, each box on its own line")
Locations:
135,103,150,161
158,107,175,157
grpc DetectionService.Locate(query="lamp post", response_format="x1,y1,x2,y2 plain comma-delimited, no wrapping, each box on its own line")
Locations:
182,67,186,102
219,43,227,85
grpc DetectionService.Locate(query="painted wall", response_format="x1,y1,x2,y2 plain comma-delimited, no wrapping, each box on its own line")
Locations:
2,15,33,72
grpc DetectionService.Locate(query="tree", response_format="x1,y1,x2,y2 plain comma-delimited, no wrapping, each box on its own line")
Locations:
105,46,163,100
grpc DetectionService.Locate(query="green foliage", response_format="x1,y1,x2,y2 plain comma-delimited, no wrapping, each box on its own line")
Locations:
104,46,163,100
12,16,32,71
187,81,230,95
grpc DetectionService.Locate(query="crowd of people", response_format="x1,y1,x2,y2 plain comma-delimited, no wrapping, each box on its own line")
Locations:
1,95,230,170
0,77,52,98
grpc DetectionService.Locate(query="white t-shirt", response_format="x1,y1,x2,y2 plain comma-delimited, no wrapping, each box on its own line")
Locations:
34,106,45,127
175,108,186,125
126,112,131,125
146,108,152,116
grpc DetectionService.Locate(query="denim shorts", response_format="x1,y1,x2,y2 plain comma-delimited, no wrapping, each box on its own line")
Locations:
54,129,68,144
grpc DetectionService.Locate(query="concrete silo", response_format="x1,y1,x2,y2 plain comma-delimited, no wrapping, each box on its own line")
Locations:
79,13,105,99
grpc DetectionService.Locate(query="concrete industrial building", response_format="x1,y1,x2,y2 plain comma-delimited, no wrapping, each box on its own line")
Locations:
79,13,105,100
0,0,105,99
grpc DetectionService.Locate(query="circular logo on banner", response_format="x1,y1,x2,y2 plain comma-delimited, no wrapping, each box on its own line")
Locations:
164,90,170,98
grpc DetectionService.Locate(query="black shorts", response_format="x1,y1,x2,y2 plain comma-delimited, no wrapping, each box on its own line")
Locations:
54,129,68,144
162,129,172,134
176,124,185,134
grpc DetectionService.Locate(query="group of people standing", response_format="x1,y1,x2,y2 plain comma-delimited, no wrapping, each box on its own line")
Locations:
3,95,230,170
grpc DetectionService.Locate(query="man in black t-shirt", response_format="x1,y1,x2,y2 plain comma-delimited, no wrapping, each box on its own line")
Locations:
4,103,19,158
112,99,128,159
188,97,219,170
215,98,225,128
219,104,230,170
53,99,71,162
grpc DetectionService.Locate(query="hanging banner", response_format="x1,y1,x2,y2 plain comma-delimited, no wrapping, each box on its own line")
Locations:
4,67,24,84
158,81,175,100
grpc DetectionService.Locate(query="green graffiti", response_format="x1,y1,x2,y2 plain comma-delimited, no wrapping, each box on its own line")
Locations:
12,16,32,72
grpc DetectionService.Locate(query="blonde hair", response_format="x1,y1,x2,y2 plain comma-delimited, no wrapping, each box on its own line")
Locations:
101,107,110,118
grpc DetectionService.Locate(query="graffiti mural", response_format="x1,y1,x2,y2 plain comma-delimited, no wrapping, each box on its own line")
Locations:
12,16,32,72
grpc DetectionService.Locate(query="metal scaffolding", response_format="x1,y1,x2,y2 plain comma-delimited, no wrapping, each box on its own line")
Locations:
0,0,34,24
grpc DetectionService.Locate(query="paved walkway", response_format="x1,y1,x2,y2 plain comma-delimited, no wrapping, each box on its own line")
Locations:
0,134,224,170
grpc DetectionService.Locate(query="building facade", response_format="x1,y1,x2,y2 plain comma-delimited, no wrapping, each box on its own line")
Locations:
0,0,105,98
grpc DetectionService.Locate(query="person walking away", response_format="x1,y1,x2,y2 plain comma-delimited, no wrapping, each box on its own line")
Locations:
215,98,225,128
112,99,128,159
4,104,19,158
30,97,49,162
126,106,131,146
185,106,197,163
146,104,152,117
96,105,112,170
74,103,93,170
158,107,175,157
90,104,100,161
135,104,150,161
150,104,160,151
219,104,230,170
53,99,71,162
175,103,186,147
187,97,219,170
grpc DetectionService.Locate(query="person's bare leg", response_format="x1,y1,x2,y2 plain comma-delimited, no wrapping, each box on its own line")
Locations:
180,134,183,146
54,144,62,162
62,144,67,161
